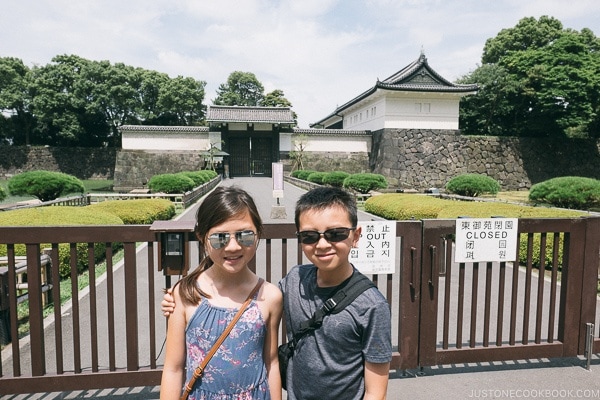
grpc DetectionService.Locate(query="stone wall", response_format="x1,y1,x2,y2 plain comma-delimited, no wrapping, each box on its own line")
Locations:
2,131,599,192
282,151,370,174
370,129,600,191
113,149,206,192
0,146,116,179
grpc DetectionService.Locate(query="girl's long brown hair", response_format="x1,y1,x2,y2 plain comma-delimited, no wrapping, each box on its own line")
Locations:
177,186,263,306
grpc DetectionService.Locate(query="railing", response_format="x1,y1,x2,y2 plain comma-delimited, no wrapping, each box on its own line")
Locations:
0,217,598,395
0,177,221,211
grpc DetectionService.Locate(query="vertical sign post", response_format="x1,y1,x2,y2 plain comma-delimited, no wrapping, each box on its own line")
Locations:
270,162,286,219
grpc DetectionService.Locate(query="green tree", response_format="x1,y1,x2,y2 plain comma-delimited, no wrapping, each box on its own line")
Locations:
460,16,600,138
262,89,298,124
31,54,94,145
0,57,36,145
157,75,206,125
213,71,264,106
8,171,85,202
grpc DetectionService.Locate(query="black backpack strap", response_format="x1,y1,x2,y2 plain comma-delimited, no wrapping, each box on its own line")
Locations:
294,272,376,343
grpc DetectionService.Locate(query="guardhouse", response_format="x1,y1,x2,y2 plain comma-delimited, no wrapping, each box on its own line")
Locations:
310,52,477,131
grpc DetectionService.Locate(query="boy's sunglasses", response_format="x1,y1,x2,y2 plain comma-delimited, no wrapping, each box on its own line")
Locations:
207,230,257,249
296,227,356,245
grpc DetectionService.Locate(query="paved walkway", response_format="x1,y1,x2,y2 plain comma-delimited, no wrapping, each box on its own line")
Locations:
2,177,599,399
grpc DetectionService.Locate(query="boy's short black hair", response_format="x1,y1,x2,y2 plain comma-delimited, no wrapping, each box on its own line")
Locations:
294,186,358,229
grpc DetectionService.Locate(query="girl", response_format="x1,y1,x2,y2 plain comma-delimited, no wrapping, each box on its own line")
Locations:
160,186,282,400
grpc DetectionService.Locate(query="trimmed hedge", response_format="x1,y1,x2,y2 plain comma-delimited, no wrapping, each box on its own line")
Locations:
87,199,175,224
445,174,500,197
0,207,125,278
0,206,124,226
294,170,317,180
343,173,388,194
0,199,175,278
8,171,85,202
365,193,585,270
0,185,6,202
307,172,327,185
322,171,350,187
148,173,195,194
529,176,600,210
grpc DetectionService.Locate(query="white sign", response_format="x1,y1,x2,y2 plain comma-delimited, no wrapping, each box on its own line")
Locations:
350,221,396,274
454,218,518,263
272,162,284,192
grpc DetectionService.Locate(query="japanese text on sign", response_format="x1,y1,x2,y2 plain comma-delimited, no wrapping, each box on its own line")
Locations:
454,218,518,263
350,221,396,274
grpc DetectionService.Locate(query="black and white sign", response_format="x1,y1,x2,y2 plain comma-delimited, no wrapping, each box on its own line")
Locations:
351,221,396,274
454,218,518,263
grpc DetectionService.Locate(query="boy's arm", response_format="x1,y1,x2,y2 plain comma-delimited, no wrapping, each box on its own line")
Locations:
161,288,175,316
363,361,390,400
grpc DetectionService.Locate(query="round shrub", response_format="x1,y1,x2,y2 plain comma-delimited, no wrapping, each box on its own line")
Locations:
199,170,218,180
307,172,327,185
148,173,195,194
87,199,175,224
295,170,317,181
178,171,209,186
528,176,600,210
322,171,350,187
343,173,388,194
8,171,85,202
445,174,500,197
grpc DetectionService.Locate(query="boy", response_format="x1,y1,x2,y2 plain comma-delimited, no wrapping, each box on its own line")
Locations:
280,186,391,399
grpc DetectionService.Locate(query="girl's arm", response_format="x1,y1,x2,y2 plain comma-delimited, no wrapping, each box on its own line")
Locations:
160,289,187,400
263,283,283,400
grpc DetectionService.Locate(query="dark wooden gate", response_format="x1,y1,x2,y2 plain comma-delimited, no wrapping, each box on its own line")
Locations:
229,137,250,177
227,136,273,177
416,217,599,368
250,137,272,176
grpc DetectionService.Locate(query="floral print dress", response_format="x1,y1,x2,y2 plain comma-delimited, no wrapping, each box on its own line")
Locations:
184,294,270,400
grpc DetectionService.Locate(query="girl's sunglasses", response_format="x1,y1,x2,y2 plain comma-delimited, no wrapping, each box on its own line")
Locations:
296,227,356,245
207,230,257,249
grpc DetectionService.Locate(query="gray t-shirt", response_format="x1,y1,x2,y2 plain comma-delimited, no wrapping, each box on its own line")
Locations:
279,264,392,400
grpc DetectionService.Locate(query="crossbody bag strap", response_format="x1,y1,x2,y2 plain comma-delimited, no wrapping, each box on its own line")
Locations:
291,272,375,347
180,278,264,400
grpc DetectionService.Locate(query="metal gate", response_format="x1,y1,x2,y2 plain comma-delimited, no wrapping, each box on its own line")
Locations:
413,217,599,369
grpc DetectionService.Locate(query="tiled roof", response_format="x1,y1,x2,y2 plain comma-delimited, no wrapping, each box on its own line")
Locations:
378,53,477,92
311,53,478,127
119,125,208,132
293,128,370,136
207,105,295,123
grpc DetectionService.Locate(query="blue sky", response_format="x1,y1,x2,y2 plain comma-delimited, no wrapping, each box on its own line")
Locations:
2,0,599,128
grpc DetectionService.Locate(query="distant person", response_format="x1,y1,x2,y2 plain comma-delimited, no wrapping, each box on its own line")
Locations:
160,186,282,400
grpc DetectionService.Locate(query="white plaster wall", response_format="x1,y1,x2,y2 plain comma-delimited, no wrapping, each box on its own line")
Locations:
280,132,293,152
342,92,462,130
304,135,370,152
383,96,460,129
122,131,211,150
